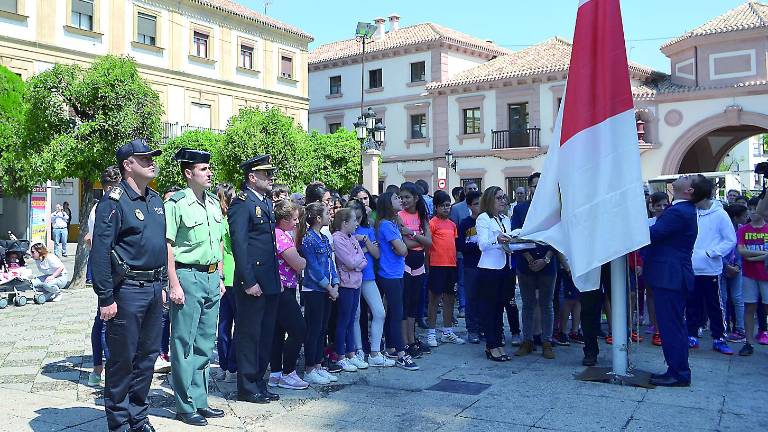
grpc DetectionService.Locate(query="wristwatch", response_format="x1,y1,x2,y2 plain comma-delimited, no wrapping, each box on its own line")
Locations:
544,256,551,264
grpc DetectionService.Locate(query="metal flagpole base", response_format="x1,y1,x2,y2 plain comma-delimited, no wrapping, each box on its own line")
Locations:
575,367,655,389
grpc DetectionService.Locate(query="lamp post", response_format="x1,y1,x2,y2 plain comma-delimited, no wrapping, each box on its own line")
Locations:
354,22,383,186
445,149,457,171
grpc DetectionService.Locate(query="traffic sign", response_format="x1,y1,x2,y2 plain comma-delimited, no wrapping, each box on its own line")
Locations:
437,179,447,190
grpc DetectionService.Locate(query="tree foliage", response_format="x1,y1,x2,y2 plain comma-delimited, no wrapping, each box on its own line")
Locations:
0,66,26,190
308,128,361,193
155,130,224,193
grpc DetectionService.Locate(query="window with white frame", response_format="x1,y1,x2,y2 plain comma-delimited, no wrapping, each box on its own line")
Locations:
241,44,254,69
193,31,209,58
280,54,294,79
136,12,157,46
71,0,94,31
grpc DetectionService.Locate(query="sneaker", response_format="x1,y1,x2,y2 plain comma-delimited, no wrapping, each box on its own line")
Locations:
509,334,522,347
304,369,330,385
739,343,754,356
757,331,768,345
337,358,358,372
383,350,399,360
154,355,171,373
553,332,570,346
355,350,367,363
605,334,613,345
318,368,338,382
457,308,465,318
395,355,419,371
326,362,343,374
467,333,480,344
268,373,281,387
644,325,656,335
368,353,395,367
427,332,439,347
87,371,102,387
726,331,746,343
652,333,662,346
278,371,309,390
440,331,465,344
416,340,431,355
224,371,238,383
349,356,368,370
568,331,585,344
712,339,734,355
688,336,700,349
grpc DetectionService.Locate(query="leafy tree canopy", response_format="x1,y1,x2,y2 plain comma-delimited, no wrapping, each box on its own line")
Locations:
308,128,361,193
155,130,224,193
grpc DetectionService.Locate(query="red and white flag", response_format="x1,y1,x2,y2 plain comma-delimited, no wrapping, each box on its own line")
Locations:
519,0,650,290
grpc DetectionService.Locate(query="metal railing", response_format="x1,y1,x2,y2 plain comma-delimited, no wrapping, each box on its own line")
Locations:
491,127,541,149
162,122,225,143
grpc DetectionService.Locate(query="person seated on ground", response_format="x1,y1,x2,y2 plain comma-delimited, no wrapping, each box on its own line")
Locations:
29,243,67,302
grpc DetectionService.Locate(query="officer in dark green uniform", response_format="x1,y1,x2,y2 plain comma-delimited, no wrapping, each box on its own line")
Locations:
164,148,225,426
92,139,165,432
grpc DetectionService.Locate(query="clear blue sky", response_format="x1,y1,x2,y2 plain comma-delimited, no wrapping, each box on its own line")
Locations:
241,0,748,73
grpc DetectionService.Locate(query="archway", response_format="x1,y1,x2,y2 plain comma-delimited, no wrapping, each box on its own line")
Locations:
662,108,768,175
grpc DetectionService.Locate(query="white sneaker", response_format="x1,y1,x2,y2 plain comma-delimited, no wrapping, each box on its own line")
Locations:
441,331,466,344
318,368,338,382
154,356,171,373
367,353,396,367
349,356,368,370
427,332,439,347
268,372,280,387
278,371,309,390
337,358,358,372
225,371,238,383
355,350,367,363
304,369,330,385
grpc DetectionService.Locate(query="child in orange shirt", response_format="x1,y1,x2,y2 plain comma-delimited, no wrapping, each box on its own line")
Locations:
426,190,465,346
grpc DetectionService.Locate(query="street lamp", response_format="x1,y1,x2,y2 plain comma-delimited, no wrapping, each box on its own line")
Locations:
355,107,385,151
445,149,457,171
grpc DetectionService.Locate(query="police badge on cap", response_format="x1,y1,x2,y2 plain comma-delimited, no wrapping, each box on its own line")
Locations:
173,148,211,164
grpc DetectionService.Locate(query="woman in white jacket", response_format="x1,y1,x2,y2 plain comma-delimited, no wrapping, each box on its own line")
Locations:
476,186,513,361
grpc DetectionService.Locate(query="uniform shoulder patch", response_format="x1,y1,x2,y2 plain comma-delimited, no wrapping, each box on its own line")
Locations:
168,190,186,203
237,191,248,201
108,187,123,201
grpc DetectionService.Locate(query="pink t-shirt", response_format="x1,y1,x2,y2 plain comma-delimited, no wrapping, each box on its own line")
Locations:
399,210,426,275
275,227,299,289
737,223,768,281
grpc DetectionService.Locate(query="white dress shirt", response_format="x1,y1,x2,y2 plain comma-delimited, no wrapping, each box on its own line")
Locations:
476,212,512,269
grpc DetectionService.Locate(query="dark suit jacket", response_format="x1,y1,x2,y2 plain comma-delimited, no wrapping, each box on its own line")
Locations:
227,187,281,295
644,200,697,292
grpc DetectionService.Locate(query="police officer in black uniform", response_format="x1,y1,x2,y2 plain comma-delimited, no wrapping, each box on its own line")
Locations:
91,139,166,432
227,155,282,403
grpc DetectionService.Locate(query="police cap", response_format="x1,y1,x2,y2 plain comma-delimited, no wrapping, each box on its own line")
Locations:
239,155,276,173
116,139,162,162
173,148,211,164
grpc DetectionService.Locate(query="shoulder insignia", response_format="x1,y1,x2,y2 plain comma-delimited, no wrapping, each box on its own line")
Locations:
168,190,186,203
108,187,123,201
237,191,248,201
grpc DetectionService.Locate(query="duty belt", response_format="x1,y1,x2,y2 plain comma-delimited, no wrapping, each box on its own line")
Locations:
175,262,218,273
125,268,163,282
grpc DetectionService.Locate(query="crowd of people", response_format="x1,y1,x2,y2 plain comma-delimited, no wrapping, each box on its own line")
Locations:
75,138,768,431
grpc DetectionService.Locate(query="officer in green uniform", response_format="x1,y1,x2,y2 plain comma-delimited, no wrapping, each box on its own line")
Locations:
165,148,226,427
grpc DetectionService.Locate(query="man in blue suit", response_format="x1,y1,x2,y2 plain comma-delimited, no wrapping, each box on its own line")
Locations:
645,174,706,387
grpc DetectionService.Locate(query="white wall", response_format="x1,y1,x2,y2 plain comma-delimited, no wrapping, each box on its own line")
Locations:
0,0,36,41
56,0,110,56
126,1,170,70
446,90,496,152
443,51,487,80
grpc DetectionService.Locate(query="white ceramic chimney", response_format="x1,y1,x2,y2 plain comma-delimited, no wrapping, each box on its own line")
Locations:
373,17,386,41
388,14,400,32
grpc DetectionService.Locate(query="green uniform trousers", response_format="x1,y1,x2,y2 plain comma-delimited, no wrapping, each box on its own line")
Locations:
170,268,221,414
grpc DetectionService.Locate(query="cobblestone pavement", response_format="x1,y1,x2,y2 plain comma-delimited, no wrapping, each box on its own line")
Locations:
1,247,767,431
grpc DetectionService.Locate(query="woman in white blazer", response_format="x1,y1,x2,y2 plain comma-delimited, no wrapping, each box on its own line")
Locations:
476,186,513,361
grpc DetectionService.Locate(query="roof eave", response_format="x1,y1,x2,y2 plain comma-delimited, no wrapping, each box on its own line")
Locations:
188,0,314,42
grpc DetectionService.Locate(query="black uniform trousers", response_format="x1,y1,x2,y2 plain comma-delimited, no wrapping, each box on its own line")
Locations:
234,289,279,395
580,288,604,359
104,280,162,432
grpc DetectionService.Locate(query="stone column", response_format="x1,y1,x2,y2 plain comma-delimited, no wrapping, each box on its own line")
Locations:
362,149,382,195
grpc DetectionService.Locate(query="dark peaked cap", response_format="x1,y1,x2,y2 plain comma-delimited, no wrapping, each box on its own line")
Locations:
239,155,275,172
173,148,211,164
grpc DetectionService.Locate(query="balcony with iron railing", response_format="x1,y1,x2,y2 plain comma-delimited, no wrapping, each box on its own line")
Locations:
491,127,541,149
162,122,225,143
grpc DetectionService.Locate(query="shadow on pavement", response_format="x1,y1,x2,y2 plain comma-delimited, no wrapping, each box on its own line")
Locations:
31,406,104,431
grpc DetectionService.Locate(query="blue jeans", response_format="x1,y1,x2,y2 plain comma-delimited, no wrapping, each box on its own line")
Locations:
721,273,744,332
457,257,466,310
53,228,68,256
463,267,480,334
335,287,361,355
216,288,237,372
91,313,109,366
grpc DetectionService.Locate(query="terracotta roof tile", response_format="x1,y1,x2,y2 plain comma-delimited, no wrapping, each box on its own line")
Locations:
662,1,768,49
632,75,768,100
427,37,657,89
190,0,313,41
308,22,511,65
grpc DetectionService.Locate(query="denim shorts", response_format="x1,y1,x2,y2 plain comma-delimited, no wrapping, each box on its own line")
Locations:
742,276,768,304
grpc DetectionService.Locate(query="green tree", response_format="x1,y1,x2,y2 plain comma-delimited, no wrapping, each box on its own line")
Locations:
308,128,361,193
0,66,26,193
219,107,314,190
1,55,163,288
156,130,224,193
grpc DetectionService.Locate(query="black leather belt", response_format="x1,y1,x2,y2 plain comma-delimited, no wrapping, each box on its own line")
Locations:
125,268,162,282
175,262,218,273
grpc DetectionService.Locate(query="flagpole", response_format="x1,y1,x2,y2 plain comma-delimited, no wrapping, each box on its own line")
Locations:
610,256,628,376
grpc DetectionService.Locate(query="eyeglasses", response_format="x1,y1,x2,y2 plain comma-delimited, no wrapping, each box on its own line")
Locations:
495,195,508,201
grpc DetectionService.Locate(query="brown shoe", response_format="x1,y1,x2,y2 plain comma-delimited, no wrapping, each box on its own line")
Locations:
514,340,534,357
542,342,555,359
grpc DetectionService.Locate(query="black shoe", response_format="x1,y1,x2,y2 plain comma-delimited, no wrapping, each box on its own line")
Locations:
237,392,270,404
739,343,754,356
326,363,343,373
197,407,225,418
417,318,429,329
416,340,431,355
649,376,690,387
650,372,670,380
554,332,570,346
130,423,156,432
175,412,208,426
485,349,505,362
262,388,280,401
582,355,597,366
